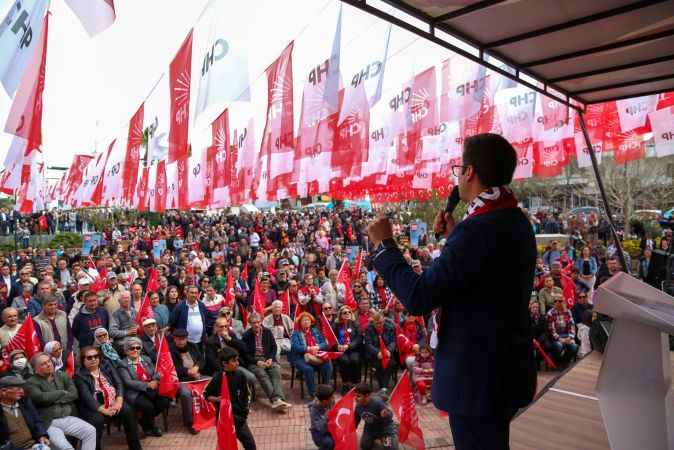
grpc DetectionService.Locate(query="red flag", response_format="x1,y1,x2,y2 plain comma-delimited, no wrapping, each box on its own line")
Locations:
327,388,358,450
390,371,425,450
168,30,193,163
533,141,568,178
66,351,75,378
2,315,42,364
176,157,189,210
90,276,107,293
135,166,149,212
208,108,230,206
241,264,249,284
532,339,556,369
352,251,363,281
320,312,338,348
135,293,154,334
147,268,159,292
153,160,167,213
337,261,357,310
155,336,179,399
253,281,265,316
316,351,343,362
224,271,234,306
334,86,369,179
216,373,238,450
183,379,216,431
379,335,390,370
279,289,290,316
122,104,143,206
4,14,49,152
260,41,295,199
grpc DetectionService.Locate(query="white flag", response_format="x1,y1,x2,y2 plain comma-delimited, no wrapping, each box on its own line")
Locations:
616,95,658,133
193,0,250,120
143,75,170,164
495,86,536,144
165,160,179,210
64,0,115,37
101,138,124,206
649,107,674,158
187,148,206,207
574,131,603,168
0,0,49,96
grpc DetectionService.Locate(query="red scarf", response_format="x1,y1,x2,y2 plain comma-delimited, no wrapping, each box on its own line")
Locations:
304,329,316,351
377,287,388,309
465,186,518,219
135,361,150,381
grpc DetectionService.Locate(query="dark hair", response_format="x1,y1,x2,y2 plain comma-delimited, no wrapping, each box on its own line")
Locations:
355,382,372,395
315,384,335,401
84,291,97,300
219,347,239,364
79,346,100,366
462,133,517,187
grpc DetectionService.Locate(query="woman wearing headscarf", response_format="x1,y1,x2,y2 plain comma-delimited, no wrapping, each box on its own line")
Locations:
43,341,66,373
93,327,121,367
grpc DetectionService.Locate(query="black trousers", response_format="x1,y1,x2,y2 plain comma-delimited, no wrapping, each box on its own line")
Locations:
372,359,393,390
134,390,170,431
87,403,141,450
234,416,257,450
337,351,361,385
448,408,517,450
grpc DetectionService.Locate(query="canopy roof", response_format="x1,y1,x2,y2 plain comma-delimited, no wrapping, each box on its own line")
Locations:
343,0,674,108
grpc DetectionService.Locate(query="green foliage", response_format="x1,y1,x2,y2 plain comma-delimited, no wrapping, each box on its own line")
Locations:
407,190,466,227
0,244,15,253
49,233,83,249
622,239,642,259
146,212,163,227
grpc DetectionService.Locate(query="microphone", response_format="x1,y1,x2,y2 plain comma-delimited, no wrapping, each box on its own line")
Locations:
435,186,460,239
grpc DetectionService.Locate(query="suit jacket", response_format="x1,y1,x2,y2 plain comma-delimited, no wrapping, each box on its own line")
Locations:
168,300,208,343
241,327,277,366
0,397,49,449
140,334,160,364
373,207,537,416
117,355,159,404
204,333,249,375
169,342,205,381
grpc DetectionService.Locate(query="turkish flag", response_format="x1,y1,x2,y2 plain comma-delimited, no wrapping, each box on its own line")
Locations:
320,312,338,348
155,337,179,399
216,373,238,450
168,30,193,163
316,351,343,362
2,315,42,364
123,103,144,206
147,268,159,291
4,14,49,153
390,371,425,450
135,293,154,333
183,379,216,431
327,389,358,450
252,281,265,316
224,271,235,307
337,261,357,311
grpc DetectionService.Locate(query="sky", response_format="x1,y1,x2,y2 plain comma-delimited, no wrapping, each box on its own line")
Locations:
0,0,467,181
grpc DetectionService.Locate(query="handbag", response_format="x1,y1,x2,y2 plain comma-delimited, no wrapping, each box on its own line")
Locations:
304,353,323,366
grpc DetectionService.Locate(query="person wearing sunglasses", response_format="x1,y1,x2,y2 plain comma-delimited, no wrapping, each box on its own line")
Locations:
546,293,578,366
117,337,169,438
74,346,142,450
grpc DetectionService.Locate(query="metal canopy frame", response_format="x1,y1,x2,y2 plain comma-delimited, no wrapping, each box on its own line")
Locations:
337,0,674,272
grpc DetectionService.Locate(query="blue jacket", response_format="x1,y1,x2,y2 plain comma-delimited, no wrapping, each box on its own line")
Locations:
574,257,597,276
373,207,537,416
169,300,208,342
289,327,327,364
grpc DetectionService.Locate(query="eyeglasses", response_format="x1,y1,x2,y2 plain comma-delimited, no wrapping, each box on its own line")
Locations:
84,354,100,360
128,346,141,351
451,165,469,177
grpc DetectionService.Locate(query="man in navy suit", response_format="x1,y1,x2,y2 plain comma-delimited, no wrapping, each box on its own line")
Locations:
368,133,536,450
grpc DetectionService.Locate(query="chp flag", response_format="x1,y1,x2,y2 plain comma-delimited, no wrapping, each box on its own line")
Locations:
64,0,115,36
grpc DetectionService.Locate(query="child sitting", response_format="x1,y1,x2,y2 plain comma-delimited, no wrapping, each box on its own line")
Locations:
354,383,399,450
412,345,434,404
205,347,257,450
308,384,336,450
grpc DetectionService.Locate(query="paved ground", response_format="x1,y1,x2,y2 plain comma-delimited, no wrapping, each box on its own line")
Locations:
104,363,556,450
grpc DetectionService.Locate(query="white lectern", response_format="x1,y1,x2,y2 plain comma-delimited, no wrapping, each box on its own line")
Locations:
595,272,674,450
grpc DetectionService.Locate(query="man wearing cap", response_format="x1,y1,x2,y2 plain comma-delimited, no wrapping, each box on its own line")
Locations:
27,353,96,450
0,375,51,450
140,318,160,364
103,271,125,315
169,329,203,434
0,308,20,348
34,295,72,359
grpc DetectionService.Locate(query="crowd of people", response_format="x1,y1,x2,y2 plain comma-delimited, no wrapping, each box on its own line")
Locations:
0,205,669,450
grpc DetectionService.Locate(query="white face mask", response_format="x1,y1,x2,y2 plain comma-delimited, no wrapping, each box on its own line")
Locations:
12,357,27,369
